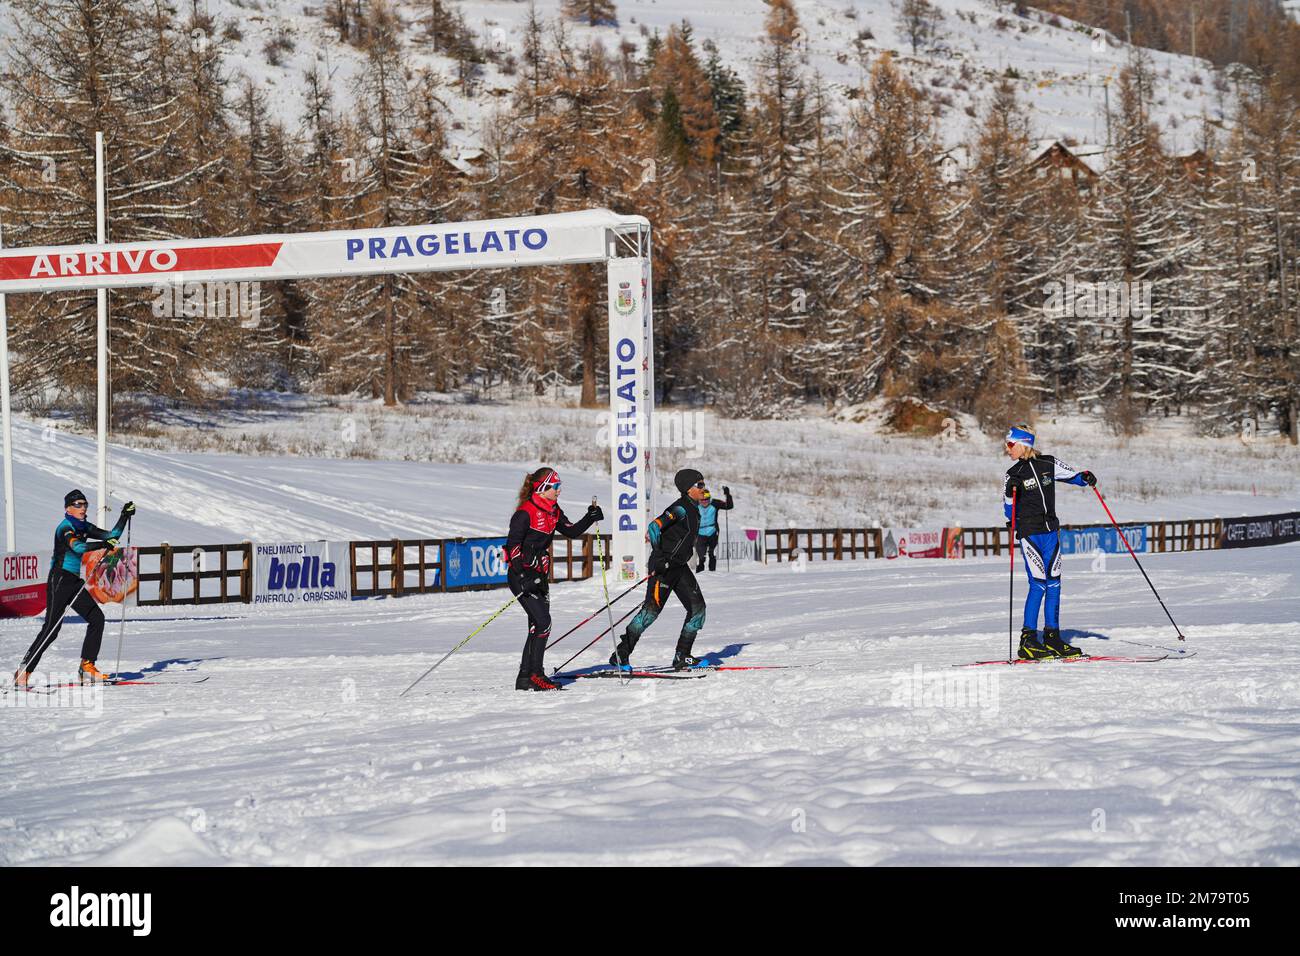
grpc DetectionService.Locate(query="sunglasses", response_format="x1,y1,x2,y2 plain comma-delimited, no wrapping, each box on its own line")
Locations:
694,481,707,489
69,501,88,509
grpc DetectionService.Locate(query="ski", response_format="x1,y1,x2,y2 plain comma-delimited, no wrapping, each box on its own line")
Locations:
953,654,1172,668
712,663,820,671
636,661,823,673
556,667,710,680
27,675,212,690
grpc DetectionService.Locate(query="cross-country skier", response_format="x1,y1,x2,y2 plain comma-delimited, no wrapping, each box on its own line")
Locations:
694,485,734,572
506,468,602,691
12,491,135,687
1003,426,1097,660
610,468,711,671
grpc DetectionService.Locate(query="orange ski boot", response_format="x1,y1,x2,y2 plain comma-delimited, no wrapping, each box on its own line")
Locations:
79,660,112,684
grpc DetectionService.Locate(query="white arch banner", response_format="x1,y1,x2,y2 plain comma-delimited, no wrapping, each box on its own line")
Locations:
0,209,643,292
0,209,654,576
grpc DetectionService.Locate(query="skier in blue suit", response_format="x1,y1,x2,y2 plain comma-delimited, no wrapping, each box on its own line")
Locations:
1003,426,1097,660
694,485,734,572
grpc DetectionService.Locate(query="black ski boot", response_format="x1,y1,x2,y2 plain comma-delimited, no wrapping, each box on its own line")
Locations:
1017,627,1054,661
1041,627,1084,658
515,672,561,691
609,637,634,672
671,639,710,671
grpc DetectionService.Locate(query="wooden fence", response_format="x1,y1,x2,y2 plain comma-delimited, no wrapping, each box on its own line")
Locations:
136,543,252,606
346,535,607,599
764,517,1227,563
120,516,1248,606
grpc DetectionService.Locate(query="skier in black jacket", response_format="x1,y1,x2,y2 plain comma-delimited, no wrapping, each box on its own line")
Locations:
610,468,711,671
505,467,602,691
1003,425,1097,660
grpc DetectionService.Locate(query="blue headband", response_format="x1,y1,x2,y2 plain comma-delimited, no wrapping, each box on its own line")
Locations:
1005,426,1035,447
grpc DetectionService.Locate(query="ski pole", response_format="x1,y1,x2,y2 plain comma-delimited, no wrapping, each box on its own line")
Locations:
724,507,730,572
552,604,638,675
592,503,628,685
113,518,132,679
399,592,521,696
1009,489,1017,662
545,573,648,650
1092,486,1186,641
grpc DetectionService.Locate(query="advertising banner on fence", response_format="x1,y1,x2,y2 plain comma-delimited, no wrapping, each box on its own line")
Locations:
254,541,351,605
1058,525,1147,555
1219,512,1300,549
1,552,46,618
442,537,509,589
882,528,964,559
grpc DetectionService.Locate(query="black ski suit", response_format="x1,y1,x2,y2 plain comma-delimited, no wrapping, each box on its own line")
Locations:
20,509,129,673
505,494,598,680
617,495,707,661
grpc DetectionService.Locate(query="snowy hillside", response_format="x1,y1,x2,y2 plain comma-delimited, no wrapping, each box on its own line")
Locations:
3,542,1296,865
0,0,1224,156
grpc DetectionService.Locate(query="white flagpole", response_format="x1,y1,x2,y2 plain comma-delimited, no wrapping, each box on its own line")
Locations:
0,220,14,552
95,131,109,528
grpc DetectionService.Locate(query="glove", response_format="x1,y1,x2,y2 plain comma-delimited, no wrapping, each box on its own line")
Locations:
649,555,672,575
105,537,120,550
120,501,136,517
520,574,545,597
1080,471,1097,487
586,503,604,522
723,486,731,497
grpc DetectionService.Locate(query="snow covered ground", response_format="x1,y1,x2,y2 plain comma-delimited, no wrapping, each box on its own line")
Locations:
3,542,1298,866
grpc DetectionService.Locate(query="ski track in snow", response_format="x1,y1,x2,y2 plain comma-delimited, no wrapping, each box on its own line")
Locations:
3,545,1298,866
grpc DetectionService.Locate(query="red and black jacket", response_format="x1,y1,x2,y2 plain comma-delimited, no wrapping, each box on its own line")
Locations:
504,494,597,581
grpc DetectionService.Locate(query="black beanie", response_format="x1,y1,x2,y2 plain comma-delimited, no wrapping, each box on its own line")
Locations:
65,489,87,508
674,469,704,495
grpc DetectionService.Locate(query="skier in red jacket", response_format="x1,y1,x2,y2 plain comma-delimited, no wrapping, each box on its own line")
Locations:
505,467,602,691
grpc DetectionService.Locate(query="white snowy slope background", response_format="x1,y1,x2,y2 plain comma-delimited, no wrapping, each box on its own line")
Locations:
0,0,1232,157
0,409,1298,865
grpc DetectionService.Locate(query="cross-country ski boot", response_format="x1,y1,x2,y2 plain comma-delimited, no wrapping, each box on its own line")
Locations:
517,671,559,691
671,652,711,670
609,636,636,672
79,660,111,684
671,639,710,670
1017,628,1054,661
1041,627,1084,658
12,670,30,689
